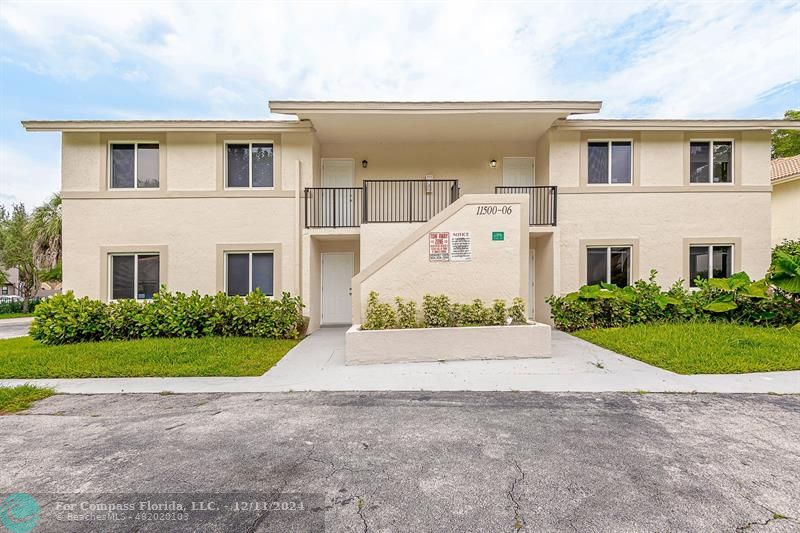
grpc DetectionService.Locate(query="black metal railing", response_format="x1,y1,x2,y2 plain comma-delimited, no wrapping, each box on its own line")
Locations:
494,186,557,226
363,179,459,223
304,187,363,228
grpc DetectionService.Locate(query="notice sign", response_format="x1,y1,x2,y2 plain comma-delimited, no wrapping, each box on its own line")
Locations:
450,231,472,262
429,232,450,262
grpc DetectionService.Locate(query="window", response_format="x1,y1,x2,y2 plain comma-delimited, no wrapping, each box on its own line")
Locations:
588,141,632,184
110,254,160,300
1,287,8,295
110,143,159,188
587,246,631,287
689,245,732,287
225,252,274,296
690,141,732,183
226,142,274,188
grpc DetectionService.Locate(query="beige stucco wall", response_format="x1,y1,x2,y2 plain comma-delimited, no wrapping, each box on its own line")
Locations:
772,179,800,245
352,194,529,323
360,223,423,267
547,129,772,190
60,130,315,195
319,141,535,194
62,198,299,300
557,191,772,293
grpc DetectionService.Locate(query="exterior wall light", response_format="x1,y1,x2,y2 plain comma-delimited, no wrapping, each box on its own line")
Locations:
362,160,368,168
489,159,497,168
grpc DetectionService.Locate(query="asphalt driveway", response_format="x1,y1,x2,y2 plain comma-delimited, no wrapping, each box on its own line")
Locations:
1,392,798,532
0,316,32,338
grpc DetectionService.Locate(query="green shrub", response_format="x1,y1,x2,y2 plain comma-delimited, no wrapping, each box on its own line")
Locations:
423,294,455,328
29,289,304,345
0,297,44,315
456,299,491,326
772,239,800,261
546,269,800,332
361,293,528,330
490,299,509,325
363,291,397,330
395,297,419,329
508,297,527,324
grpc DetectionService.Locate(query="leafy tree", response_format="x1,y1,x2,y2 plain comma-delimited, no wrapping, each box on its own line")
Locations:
772,109,800,159
29,193,62,278
0,204,38,312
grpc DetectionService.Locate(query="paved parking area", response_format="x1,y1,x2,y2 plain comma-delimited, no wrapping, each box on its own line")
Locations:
0,316,33,339
1,392,798,531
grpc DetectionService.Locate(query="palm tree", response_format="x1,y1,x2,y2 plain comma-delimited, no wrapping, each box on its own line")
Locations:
29,193,62,278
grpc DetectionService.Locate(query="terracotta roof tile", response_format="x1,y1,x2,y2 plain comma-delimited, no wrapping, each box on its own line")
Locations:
771,155,800,182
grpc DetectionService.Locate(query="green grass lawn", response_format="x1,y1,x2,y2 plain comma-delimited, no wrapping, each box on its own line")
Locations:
0,336,300,378
0,385,55,414
0,313,33,319
574,322,800,374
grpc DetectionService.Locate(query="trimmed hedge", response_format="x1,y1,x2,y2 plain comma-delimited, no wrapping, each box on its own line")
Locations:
0,297,43,315
546,270,800,332
30,290,305,345
363,291,527,330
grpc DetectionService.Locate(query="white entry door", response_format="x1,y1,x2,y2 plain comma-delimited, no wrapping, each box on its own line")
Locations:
321,252,354,325
503,157,535,187
322,159,356,227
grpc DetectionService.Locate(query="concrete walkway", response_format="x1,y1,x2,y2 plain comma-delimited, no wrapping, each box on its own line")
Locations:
2,327,799,394
0,316,33,339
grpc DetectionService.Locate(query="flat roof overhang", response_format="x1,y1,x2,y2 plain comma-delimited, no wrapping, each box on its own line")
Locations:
555,119,800,131
269,100,603,143
21,119,314,133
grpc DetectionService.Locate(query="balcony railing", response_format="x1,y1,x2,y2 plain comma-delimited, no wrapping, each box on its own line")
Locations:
363,179,459,223
494,185,557,226
305,180,460,228
304,187,363,228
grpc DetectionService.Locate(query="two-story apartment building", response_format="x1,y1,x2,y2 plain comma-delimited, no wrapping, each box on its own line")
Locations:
23,101,798,332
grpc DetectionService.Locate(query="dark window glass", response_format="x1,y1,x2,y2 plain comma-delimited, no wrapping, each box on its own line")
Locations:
137,255,160,299
588,142,609,184
586,248,607,285
2,287,8,295
689,246,710,287
690,142,710,183
610,247,630,287
111,144,135,188
713,142,732,183
112,255,135,299
251,143,274,187
227,144,250,187
611,142,632,184
137,144,160,188
712,245,732,279
226,253,250,296
252,253,274,296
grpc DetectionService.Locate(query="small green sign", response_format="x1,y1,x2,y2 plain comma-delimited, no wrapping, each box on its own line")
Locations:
492,231,504,241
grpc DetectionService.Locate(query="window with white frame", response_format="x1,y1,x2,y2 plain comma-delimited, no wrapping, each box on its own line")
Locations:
587,246,632,287
110,253,160,300
689,244,732,287
110,143,159,189
588,141,632,184
225,252,274,296
690,141,732,183
226,142,274,188
1,287,8,295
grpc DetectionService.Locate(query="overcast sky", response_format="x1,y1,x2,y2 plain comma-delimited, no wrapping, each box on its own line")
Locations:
1,0,798,208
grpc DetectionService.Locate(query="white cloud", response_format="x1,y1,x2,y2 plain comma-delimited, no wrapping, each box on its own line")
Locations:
0,142,61,209
3,0,797,209
4,0,796,119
